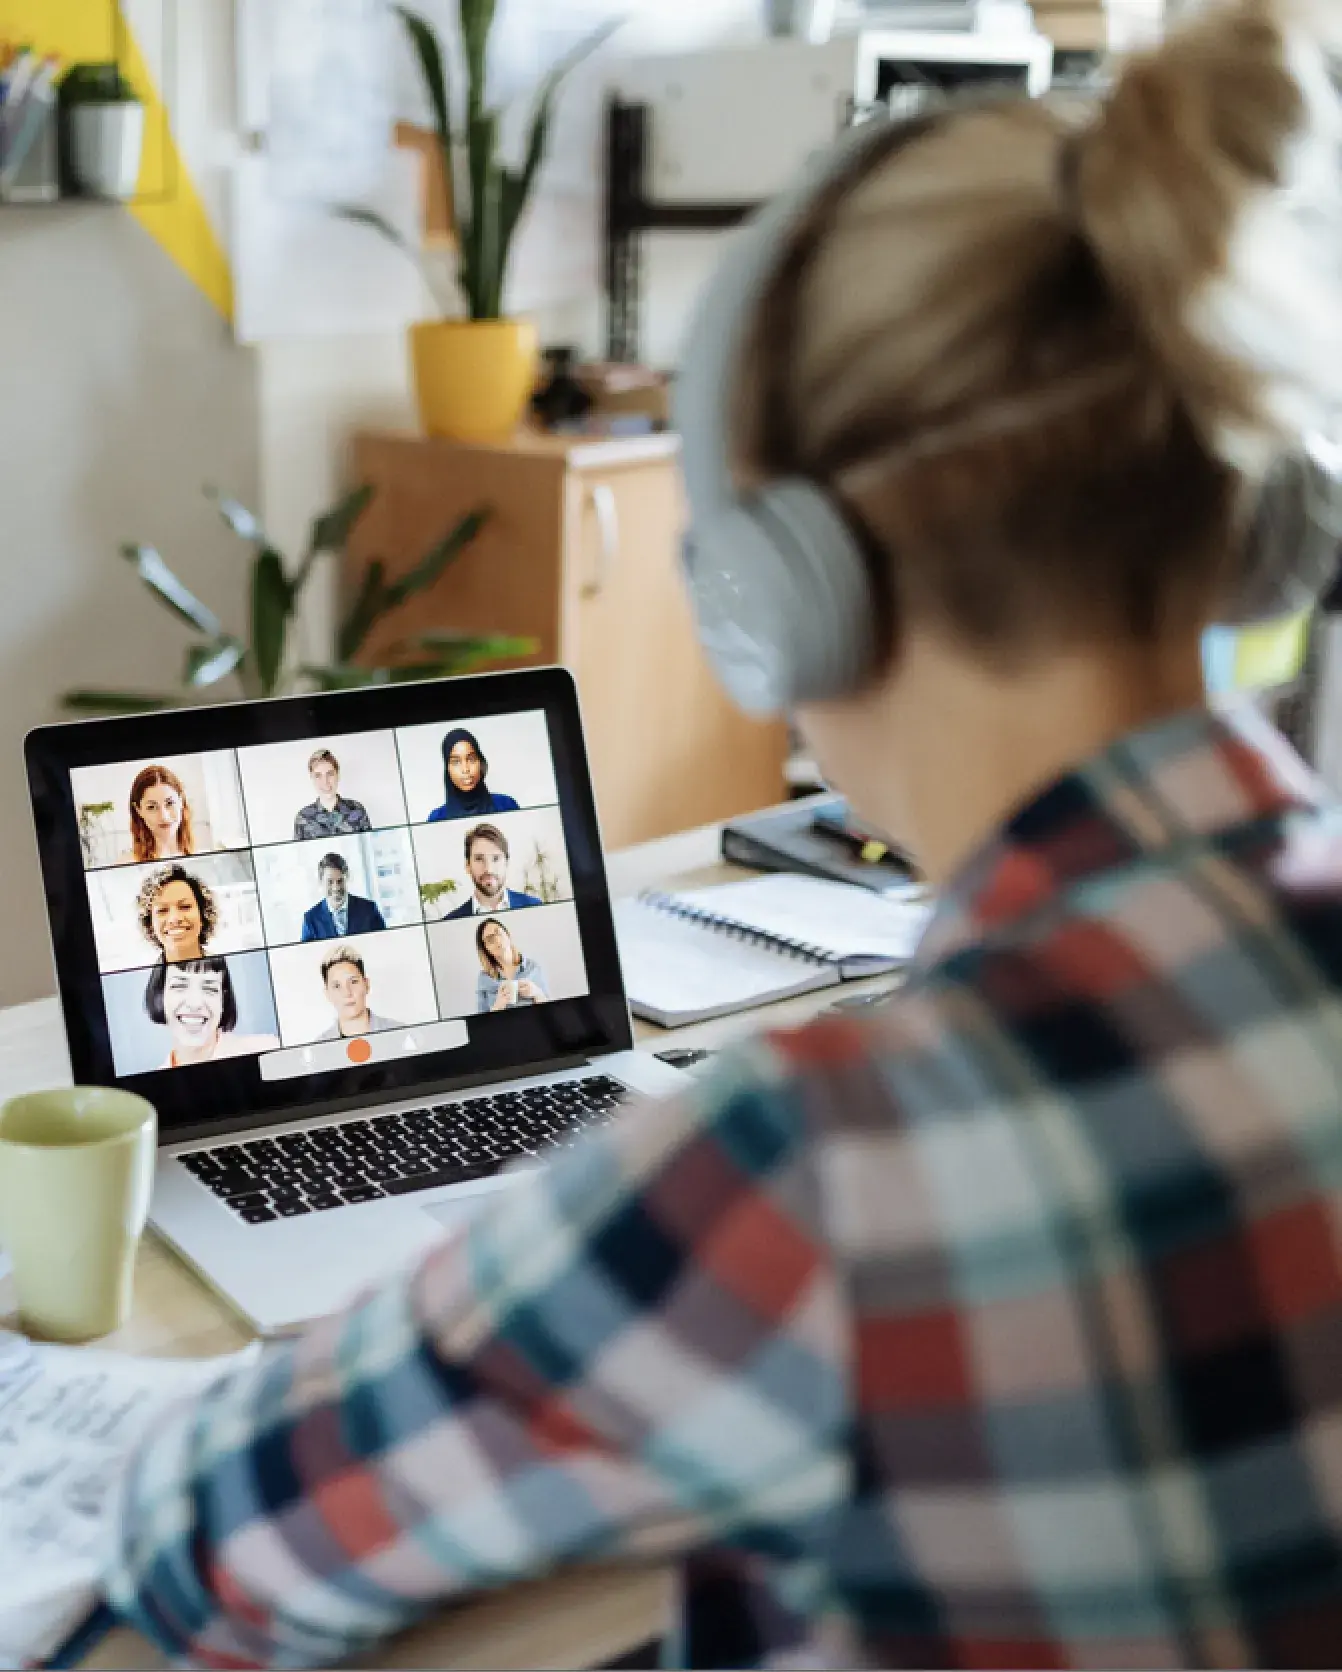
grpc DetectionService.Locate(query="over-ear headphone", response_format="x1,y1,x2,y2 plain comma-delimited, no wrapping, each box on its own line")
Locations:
674,110,1342,719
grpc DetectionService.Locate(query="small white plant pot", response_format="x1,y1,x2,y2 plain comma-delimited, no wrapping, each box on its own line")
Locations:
69,101,146,201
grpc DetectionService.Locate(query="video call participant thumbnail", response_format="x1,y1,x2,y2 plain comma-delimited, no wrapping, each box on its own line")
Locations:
318,944,403,1041
442,823,542,919
144,958,280,1069
427,728,520,821
137,864,216,964
294,749,372,840
475,917,548,1013
301,852,387,942
121,764,195,864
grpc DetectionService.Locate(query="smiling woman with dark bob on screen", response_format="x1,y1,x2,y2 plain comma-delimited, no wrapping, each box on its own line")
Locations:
426,727,520,820
143,957,279,1068
96,5,1342,1666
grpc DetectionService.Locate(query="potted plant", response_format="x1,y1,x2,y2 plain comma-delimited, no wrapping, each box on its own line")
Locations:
61,62,145,201
63,483,537,715
347,4,616,443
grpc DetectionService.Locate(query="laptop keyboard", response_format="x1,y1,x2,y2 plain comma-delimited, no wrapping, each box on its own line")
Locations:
177,1075,629,1225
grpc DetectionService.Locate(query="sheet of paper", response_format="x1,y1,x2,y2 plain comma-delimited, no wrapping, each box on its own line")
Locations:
674,874,935,965
0,1340,259,1667
613,898,832,1023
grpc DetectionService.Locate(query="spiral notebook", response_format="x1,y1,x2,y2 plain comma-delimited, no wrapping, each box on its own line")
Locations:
613,873,933,1027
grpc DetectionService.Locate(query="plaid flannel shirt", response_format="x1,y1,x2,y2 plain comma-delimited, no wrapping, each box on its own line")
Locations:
105,702,1342,1669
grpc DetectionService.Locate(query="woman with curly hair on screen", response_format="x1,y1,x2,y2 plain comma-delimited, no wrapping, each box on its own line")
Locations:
135,863,217,964
119,764,196,865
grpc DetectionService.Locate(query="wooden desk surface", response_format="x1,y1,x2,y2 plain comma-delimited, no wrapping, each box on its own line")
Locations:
1,817,878,1670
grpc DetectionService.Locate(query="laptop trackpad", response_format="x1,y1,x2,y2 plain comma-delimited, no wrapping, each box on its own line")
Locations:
417,1175,517,1234
419,1198,478,1233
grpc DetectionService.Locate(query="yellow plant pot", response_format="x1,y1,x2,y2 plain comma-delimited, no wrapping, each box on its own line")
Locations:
410,318,540,443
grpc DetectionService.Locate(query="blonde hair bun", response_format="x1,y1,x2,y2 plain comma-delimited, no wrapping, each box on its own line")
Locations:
1071,0,1342,478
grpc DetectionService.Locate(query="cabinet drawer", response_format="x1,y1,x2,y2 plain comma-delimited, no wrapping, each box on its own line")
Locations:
565,461,788,847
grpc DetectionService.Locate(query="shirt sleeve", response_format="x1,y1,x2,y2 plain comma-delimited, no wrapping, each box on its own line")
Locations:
101,1045,848,1669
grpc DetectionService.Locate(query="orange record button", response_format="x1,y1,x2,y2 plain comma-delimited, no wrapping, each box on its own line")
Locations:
346,1038,373,1065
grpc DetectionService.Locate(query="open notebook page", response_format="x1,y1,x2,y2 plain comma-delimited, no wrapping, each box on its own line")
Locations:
613,897,837,1026
672,873,934,965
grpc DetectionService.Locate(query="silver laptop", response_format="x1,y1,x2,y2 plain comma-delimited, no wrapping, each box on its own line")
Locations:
26,667,682,1334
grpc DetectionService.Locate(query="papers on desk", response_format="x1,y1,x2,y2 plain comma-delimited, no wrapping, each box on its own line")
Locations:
614,873,933,1027
0,1336,258,1667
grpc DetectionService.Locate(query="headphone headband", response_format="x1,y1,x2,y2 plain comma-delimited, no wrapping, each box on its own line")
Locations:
673,102,1342,718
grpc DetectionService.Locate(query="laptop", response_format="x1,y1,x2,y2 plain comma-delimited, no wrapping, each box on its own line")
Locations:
25,667,684,1334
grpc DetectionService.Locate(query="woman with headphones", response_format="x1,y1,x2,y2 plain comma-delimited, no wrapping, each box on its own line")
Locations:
103,5,1342,1665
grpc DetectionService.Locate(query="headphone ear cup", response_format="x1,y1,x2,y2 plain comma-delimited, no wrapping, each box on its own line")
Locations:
682,479,882,715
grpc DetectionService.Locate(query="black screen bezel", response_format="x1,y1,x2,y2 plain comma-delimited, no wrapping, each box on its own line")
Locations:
26,667,633,1144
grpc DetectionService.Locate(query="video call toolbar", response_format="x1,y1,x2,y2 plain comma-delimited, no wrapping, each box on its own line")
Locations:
68,711,592,1078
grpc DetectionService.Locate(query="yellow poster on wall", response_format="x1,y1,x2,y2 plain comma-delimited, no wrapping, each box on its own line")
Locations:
0,0,232,318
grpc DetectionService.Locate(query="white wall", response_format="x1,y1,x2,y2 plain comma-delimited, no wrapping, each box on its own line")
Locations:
256,0,764,573
0,0,257,1008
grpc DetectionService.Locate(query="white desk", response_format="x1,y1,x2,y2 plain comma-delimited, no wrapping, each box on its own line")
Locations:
0,819,872,1670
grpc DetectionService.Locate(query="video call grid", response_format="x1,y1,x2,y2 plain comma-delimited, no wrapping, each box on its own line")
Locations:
73,716,586,1068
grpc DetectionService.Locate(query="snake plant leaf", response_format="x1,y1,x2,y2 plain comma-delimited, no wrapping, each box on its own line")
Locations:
120,544,224,639
395,6,452,157
459,0,497,121
251,548,294,697
336,206,418,258
62,690,176,714
518,20,619,205
184,637,246,688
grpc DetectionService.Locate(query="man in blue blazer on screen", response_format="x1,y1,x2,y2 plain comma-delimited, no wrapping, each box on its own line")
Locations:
442,823,543,919
301,852,387,941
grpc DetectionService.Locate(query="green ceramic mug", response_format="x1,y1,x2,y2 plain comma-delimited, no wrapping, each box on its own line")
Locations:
0,1087,156,1341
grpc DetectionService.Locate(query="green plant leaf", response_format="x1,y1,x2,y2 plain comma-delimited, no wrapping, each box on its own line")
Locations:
63,690,176,714
336,206,418,258
337,559,391,663
490,20,618,313
396,6,452,157
184,637,246,688
251,549,293,697
518,20,619,206
121,544,224,639
205,487,265,544
459,0,496,122
464,109,502,318
386,507,490,609
398,630,538,666
308,483,376,557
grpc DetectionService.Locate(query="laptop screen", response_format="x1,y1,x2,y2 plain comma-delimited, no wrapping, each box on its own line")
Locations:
27,669,632,1143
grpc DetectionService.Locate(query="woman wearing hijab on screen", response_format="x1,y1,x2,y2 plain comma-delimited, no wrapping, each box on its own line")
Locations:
426,728,520,821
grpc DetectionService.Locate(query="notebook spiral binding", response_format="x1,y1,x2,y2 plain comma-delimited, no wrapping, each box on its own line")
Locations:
638,891,839,967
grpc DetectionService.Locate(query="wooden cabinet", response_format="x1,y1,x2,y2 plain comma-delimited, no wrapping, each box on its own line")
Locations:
347,430,789,848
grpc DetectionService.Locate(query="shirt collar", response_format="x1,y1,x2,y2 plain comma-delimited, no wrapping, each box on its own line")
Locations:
916,699,1326,968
